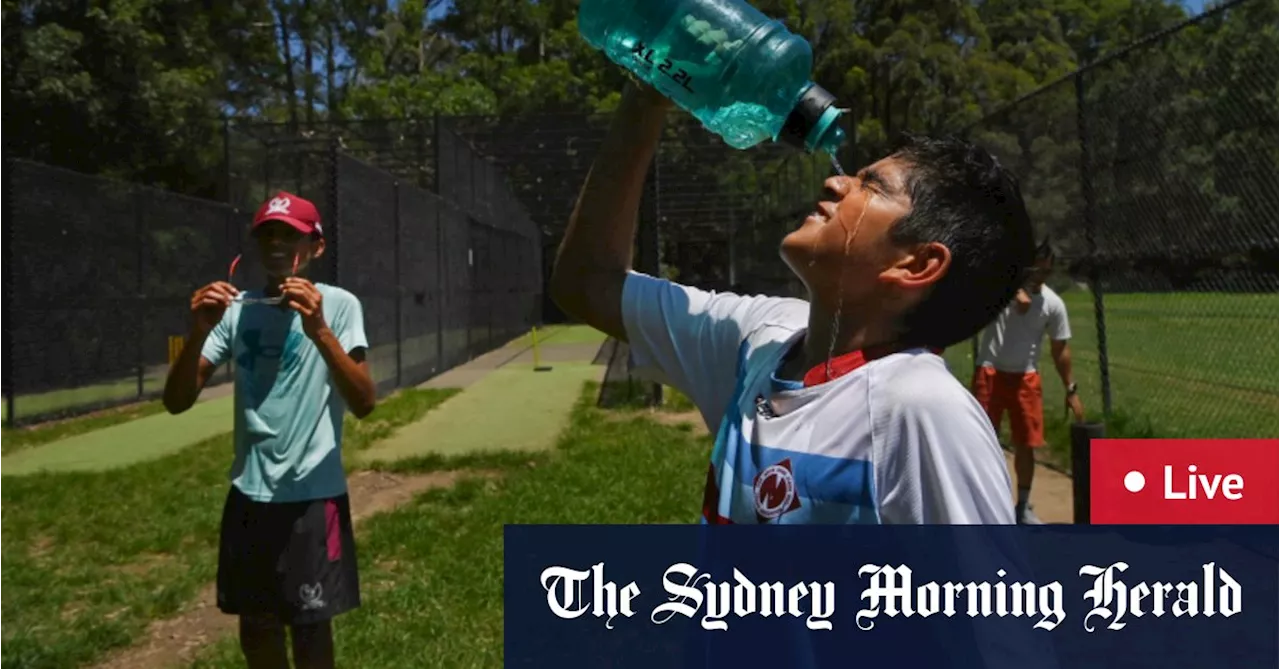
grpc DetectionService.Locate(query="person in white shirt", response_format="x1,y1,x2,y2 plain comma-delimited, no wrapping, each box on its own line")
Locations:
550,83,1038,525
973,240,1085,524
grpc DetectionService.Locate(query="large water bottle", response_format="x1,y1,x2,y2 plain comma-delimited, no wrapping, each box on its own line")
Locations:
579,0,847,156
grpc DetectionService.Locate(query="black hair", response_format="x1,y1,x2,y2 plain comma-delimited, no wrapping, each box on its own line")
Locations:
1035,237,1055,262
886,134,1036,349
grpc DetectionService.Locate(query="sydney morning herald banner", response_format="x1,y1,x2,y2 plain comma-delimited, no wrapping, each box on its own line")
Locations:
504,525,1277,668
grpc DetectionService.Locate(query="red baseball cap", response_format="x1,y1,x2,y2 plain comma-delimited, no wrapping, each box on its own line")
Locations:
253,191,323,236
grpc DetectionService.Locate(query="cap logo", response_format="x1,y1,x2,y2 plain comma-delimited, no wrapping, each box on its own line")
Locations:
266,197,291,216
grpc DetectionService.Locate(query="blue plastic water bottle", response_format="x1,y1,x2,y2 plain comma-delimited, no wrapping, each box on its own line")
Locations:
579,0,847,156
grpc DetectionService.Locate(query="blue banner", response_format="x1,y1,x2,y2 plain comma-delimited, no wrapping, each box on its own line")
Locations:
505,525,1277,668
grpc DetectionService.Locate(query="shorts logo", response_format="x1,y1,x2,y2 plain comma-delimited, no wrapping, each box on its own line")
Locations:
299,582,326,611
266,197,291,216
753,458,802,522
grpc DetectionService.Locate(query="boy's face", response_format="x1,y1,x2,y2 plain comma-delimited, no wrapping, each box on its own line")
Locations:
253,220,324,277
780,156,945,311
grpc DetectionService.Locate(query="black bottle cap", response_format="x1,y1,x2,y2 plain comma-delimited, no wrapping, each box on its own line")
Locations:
779,83,838,151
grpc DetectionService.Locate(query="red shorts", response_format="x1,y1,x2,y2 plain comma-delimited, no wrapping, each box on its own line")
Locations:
970,367,1045,447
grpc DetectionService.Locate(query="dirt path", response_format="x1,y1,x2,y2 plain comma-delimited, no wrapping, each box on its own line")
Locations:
92,469,491,669
646,409,1077,524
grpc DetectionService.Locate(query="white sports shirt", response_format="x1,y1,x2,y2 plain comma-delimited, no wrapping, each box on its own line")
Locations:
621,271,1014,525
976,285,1071,374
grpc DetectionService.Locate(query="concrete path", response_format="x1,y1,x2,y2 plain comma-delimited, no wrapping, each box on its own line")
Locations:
2,395,235,476
360,328,612,465
0,327,612,477
359,362,605,464
418,326,606,390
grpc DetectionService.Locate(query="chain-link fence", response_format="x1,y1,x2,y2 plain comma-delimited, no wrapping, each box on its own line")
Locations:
3,127,542,424
960,0,1277,441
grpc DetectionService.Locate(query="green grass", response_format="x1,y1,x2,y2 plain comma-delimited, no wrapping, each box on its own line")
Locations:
343,388,460,454
661,386,698,412
1057,291,1276,438
4,291,1275,667
940,290,1275,471
942,334,1158,472
1,401,168,455
597,381,700,413
0,388,456,669
1,396,237,476
359,363,602,464
190,381,711,668
513,324,610,347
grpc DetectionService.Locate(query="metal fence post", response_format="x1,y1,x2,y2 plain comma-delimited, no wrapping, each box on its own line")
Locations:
431,113,447,373
3,158,15,424
431,113,441,195
394,180,403,390
222,116,232,205
728,208,737,288
226,207,239,385
415,117,429,191
436,195,445,374
1070,421,1106,523
647,139,665,406
487,228,493,349
1075,72,1114,418
134,186,146,399
328,137,341,286
465,222,472,359
263,141,273,205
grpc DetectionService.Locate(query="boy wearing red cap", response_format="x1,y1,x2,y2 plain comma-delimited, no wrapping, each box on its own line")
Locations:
163,191,376,668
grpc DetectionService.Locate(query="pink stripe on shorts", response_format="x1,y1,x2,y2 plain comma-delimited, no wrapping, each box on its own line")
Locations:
325,499,342,561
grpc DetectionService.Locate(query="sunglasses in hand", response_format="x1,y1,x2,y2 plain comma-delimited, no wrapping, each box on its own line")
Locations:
228,253,298,305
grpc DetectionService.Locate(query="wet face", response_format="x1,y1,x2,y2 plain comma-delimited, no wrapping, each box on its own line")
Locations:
253,220,323,277
779,156,948,312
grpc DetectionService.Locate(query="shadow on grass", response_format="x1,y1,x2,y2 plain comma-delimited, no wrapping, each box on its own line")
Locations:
597,380,697,413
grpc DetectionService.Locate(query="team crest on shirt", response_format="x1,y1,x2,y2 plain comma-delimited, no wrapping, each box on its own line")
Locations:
753,458,802,522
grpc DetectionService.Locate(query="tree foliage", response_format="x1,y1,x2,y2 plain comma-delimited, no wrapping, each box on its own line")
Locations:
3,0,1275,288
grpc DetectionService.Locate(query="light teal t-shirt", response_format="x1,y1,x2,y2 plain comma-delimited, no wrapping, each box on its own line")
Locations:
201,283,368,503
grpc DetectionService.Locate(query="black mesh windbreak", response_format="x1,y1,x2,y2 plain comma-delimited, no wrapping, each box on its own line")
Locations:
334,154,399,394
138,193,240,396
6,128,543,422
4,158,237,423
326,145,540,397
439,199,474,371
396,186,444,387
467,222,492,357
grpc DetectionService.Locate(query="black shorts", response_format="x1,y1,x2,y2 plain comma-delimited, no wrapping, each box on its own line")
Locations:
217,486,360,625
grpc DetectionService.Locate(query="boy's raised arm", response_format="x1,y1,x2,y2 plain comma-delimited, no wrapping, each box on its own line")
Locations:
549,83,672,341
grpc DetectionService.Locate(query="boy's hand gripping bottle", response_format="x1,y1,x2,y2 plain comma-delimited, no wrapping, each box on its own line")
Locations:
579,0,847,156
